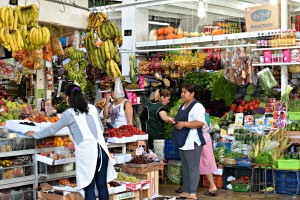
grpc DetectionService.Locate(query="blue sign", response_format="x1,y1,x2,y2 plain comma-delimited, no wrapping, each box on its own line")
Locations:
251,9,271,22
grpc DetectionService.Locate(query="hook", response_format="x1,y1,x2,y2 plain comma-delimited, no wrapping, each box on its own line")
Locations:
59,0,65,13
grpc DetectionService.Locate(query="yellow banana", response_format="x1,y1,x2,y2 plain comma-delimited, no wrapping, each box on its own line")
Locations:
106,60,112,77
113,59,122,77
42,27,50,45
28,28,35,45
9,33,16,52
8,8,14,30
97,48,105,69
5,8,9,28
15,29,24,48
1,7,8,24
0,28,5,43
13,10,18,30
107,39,115,59
104,41,111,60
14,7,23,25
37,28,42,48
109,59,118,78
114,46,121,64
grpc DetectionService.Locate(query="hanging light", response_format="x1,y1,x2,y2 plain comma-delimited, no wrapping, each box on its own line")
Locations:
270,0,278,5
198,0,207,19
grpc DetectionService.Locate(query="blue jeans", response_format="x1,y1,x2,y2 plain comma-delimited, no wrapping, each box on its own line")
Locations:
84,146,109,200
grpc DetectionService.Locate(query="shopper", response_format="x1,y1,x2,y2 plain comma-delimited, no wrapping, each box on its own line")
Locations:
199,112,218,196
172,83,206,200
103,79,133,128
141,89,174,150
25,85,117,200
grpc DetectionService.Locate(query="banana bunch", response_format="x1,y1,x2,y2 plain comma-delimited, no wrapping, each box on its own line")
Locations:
106,59,122,78
78,79,88,92
66,60,87,82
0,28,24,52
16,71,23,84
97,20,123,47
87,12,108,30
0,6,18,30
19,25,29,50
65,46,85,62
28,26,50,50
14,4,39,27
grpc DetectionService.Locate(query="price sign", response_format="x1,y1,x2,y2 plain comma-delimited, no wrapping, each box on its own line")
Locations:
9,0,18,5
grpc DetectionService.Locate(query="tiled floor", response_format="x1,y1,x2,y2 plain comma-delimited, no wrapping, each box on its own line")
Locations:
159,183,300,200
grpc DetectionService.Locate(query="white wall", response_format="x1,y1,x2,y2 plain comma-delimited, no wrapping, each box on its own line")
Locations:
0,0,88,30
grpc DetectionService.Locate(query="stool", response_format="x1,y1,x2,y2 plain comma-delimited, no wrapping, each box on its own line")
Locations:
249,163,276,198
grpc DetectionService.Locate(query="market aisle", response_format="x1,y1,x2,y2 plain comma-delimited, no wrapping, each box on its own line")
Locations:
159,183,300,200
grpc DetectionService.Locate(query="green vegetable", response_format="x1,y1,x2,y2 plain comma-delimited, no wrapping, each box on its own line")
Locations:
259,102,266,108
288,100,300,112
244,95,252,103
211,75,238,106
246,85,256,95
182,72,213,91
224,152,244,159
167,162,182,185
255,152,273,165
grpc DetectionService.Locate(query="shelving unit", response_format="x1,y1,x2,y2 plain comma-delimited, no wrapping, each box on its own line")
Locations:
251,46,300,51
38,171,76,182
252,62,300,67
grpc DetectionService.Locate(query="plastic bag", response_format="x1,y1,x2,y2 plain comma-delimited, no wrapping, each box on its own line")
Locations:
114,77,125,98
50,36,64,56
43,41,53,62
167,160,182,185
257,68,278,91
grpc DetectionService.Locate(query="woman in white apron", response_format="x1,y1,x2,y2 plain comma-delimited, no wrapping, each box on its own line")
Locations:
25,85,117,200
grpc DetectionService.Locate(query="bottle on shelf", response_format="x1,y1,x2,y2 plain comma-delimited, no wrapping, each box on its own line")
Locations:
261,33,265,48
292,30,297,46
41,99,45,112
267,32,271,48
270,32,275,48
278,31,282,47
256,33,261,48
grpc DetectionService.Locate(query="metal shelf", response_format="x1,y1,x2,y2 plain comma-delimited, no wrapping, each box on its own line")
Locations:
38,171,76,182
0,175,36,189
0,146,66,158
252,62,300,66
135,30,279,48
251,46,300,51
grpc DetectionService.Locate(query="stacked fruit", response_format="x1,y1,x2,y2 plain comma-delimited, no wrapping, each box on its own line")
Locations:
0,4,50,52
85,12,122,78
64,47,88,91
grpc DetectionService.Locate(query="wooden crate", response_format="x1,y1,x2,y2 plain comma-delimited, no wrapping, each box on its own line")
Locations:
131,171,159,200
122,164,149,174
126,140,147,156
282,131,300,144
109,191,140,200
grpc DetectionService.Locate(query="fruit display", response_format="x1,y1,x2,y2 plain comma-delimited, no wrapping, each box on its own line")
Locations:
0,99,33,124
126,84,140,90
36,136,72,148
85,12,122,78
127,155,152,164
96,99,105,110
115,172,140,183
0,4,50,52
107,125,145,138
39,149,75,160
64,47,88,90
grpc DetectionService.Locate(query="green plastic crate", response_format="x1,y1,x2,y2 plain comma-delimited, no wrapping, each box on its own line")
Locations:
232,184,250,192
277,159,300,170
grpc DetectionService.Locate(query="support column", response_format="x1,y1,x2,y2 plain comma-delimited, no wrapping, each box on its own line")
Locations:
280,0,289,95
121,2,148,77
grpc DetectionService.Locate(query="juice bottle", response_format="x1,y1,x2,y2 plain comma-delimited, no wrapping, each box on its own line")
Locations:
274,32,279,48
257,33,261,48
261,33,265,48
292,30,297,46
270,32,275,48
278,31,282,47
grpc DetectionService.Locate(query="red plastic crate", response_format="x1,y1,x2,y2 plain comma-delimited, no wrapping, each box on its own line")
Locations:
202,174,223,189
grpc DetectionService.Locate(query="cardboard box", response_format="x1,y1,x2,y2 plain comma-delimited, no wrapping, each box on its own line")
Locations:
122,164,149,174
132,171,159,199
40,192,84,200
282,131,300,144
109,191,140,200
245,3,281,32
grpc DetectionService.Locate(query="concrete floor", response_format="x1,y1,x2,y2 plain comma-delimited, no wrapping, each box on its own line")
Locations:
159,183,300,200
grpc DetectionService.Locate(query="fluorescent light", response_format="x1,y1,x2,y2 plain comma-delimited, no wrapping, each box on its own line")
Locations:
148,21,170,26
198,0,207,19
270,0,278,4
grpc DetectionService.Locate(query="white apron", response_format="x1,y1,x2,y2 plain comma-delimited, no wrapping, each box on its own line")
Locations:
67,105,117,190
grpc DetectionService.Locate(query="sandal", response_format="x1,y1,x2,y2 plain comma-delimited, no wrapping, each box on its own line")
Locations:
203,191,217,196
175,187,183,193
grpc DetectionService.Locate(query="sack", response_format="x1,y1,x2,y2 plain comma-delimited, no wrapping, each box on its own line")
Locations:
50,36,65,56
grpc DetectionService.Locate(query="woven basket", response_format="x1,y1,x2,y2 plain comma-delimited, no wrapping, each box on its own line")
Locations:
223,158,237,166
288,65,300,73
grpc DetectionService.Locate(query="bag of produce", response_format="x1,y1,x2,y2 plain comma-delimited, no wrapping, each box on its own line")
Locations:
114,77,125,98
167,160,182,185
50,36,65,56
257,68,278,91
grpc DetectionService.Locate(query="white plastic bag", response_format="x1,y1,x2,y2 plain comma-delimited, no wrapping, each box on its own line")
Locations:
114,78,125,98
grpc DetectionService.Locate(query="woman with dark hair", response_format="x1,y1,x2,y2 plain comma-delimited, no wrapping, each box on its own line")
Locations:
172,83,206,200
141,89,174,150
25,85,117,200
103,82,133,128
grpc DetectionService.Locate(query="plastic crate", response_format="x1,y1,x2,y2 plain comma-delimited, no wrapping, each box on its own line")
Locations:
202,174,223,189
164,140,180,160
235,158,253,168
274,170,300,195
277,159,300,170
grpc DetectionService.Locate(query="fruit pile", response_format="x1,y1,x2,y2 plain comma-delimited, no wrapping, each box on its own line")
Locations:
36,136,72,148
127,155,152,164
115,172,140,183
85,12,122,78
64,46,88,90
107,125,145,138
0,5,50,52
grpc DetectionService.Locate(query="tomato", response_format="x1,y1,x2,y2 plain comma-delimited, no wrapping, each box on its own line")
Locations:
230,103,237,111
241,100,246,106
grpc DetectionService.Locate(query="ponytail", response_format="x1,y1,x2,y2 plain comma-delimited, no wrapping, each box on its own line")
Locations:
65,85,89,114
